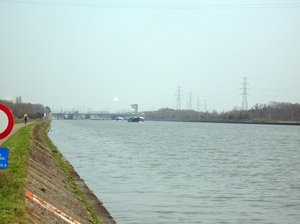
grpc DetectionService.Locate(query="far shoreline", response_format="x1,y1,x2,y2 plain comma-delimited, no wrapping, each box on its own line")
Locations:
150,119,300,126
195,120,300,126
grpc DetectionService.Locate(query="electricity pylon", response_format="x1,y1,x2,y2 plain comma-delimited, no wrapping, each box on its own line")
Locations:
242,77,249,111
176,86,182,110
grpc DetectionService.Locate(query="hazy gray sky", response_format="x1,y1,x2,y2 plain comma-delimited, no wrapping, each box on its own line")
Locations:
1,0,299,113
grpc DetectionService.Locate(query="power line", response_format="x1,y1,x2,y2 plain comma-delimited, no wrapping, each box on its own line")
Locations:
1,1,300,9
250,84,299,92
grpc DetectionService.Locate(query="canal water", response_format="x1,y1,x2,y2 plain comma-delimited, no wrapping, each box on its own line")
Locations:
48,120,300,224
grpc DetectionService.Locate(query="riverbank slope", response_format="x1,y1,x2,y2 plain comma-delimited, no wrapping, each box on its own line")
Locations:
1,121,116,223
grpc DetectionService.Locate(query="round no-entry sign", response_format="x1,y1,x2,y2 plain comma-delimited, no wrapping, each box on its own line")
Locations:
0,104,14,139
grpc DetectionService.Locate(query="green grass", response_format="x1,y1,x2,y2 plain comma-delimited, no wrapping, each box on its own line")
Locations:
0,121,102,224
0,123,33,223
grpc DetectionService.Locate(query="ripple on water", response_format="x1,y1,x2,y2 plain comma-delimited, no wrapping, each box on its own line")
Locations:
49,121,300,224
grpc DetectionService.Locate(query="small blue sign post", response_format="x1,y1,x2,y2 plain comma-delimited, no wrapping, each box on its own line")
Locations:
0,147,9,169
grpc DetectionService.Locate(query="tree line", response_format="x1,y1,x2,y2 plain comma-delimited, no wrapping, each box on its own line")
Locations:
1,97,298,123
0,96,50,119
143,102,300,123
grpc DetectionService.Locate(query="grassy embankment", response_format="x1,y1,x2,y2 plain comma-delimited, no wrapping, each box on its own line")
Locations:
0,122,32,223
0,120,101,223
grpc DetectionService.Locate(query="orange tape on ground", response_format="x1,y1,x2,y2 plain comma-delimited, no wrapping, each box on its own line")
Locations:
25,190,81,224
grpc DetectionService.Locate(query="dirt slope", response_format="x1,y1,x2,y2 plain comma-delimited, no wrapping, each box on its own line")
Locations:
24,122,117,224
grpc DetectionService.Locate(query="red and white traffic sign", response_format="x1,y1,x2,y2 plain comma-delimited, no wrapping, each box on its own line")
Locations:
0,104,14,140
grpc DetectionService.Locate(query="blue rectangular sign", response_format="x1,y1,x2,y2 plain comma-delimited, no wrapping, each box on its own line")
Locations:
0,147,9,169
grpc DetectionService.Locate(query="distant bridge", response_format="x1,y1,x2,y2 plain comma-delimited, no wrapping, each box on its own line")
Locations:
50,112,134,120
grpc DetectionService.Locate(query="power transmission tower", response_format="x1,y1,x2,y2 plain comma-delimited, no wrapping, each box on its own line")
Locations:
204,100,207,112
241,77,249,110
175,86,182,110
188,91,193,110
